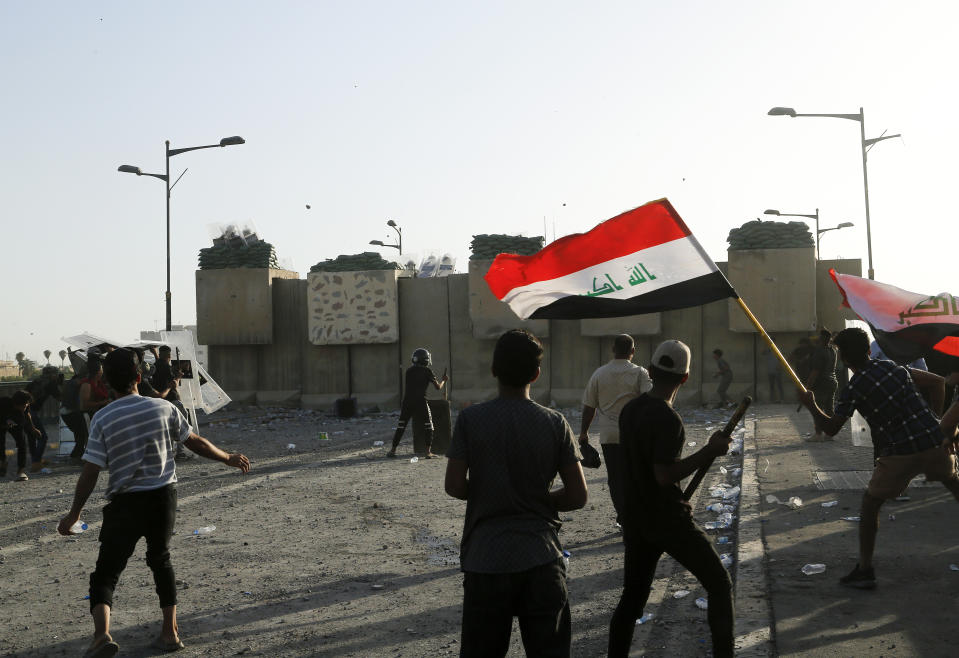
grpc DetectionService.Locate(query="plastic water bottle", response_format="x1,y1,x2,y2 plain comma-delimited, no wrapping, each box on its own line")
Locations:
410,456,419,463
695,597,708,610
717,536,731,545
636,612,654,625
562,550,571,575
70,521,88,533
801,563,826,575
193,525,216,536
720,553,733,568
786,496,803,509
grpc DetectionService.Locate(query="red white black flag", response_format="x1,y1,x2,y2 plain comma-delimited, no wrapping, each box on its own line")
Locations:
484,199,737,320
829,269,959,364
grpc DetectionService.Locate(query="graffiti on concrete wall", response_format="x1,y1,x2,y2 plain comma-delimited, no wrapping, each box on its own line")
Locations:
307,270,399,345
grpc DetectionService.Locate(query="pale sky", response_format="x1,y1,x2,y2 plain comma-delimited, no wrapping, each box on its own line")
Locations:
2,1,955,364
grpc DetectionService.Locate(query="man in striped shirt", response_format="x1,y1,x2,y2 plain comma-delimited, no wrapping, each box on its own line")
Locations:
58,349,250,657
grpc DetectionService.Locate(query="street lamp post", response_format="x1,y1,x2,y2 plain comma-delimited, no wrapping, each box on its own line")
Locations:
767,106,900,280
764,208,855,255
119,136,245,330
369,219,403,252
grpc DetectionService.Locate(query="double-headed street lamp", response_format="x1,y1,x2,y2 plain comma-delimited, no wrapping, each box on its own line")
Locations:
119,136,245,331
369,219,403,253
767,106,900,280
763,208,854,255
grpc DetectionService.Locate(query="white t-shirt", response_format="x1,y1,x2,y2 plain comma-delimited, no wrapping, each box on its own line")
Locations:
83,395,193,499
582,359,652,445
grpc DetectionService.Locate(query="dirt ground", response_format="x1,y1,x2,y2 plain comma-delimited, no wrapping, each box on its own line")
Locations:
1,403,750,657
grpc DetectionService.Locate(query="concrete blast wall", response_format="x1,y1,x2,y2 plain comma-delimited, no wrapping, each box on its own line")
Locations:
201,255,863,411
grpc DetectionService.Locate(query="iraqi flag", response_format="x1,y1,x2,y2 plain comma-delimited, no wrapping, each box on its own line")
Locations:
829,269,959,368
484,199,737,320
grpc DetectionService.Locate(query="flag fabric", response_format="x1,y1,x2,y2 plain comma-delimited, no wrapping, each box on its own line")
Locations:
484,199,737,320
829,269,959,366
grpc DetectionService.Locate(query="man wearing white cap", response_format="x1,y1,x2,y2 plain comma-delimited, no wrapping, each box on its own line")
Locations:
608,340,734,658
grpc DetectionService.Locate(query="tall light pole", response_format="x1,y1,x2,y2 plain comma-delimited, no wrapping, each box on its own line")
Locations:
767,106,900,280
369,219,403,253
119,136,245,330
764,208,854,256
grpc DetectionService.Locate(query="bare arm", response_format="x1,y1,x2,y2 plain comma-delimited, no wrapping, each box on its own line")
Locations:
183,433,251,472
799,390,848,436
444,456,468,500
550,461,588,511
79,382,108,412
910,368,945,416
940,399,959,448
57,462,102,534
579,405,596,442
653,431,731,486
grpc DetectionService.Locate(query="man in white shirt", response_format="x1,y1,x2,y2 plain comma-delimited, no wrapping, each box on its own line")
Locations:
580,334,652,526
58,348,250,658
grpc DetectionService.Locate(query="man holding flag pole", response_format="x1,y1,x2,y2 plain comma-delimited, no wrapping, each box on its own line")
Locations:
485,198,805,656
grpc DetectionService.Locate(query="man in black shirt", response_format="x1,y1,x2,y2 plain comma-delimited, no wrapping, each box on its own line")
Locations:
1,391,42,481
152,346,190,460
608,340,734,658
387,348,447,458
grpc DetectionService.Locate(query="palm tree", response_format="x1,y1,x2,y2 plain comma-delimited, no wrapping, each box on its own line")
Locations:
15,352,24,376
43,350,52,365
59,350,67,369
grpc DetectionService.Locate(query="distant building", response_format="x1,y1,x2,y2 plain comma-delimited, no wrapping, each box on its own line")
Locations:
0,360,20,378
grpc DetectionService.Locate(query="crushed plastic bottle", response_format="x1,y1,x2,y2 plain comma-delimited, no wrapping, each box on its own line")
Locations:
716,536,731,545
706,503,735,514
888,514,896,521
373,441,384,447
786,496,803,509
286,443,296,450
732,468,742,477
410,457,419,463
636,612,655,625
801,563,826,575
70,521,88,534
193,526,216,536
950,564,959,572
765,494,781,504
841,516,860,522
821,501,839,508
673,589,691,599
695,597,708,610
722,486,741,501
719,466,728,474
720,553,733,568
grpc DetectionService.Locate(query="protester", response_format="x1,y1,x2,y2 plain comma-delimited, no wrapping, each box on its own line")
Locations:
387,347,448,458
579,334,651,527
152,346,190,461
1,390,41,481
763,347,784,403
57,348,250,657
132,347,162,398
61,370,91,465
800,327,958,590
445,329,587,656
25,365,62,472
712,348,733,408
608,340,734,657
805,329,838,442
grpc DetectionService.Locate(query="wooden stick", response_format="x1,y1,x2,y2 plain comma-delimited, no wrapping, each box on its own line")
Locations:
735,297,806,393
683,395,752,500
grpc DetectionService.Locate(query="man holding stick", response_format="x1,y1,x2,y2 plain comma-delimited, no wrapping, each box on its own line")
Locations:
608,340,734,658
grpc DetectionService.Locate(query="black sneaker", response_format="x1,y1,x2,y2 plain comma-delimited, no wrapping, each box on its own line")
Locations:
839,563,876,589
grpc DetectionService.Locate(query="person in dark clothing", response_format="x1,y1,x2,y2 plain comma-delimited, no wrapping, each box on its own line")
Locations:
152,346,191,460
712,348,733,408
387,348,448,458
609,340,734,658
1,390,42,481
805,329,839,441
24,366,63,472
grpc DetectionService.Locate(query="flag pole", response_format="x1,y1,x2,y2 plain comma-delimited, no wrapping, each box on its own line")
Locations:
735,297,806,393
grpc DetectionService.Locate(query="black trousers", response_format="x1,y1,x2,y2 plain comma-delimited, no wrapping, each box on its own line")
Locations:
601,443,625,525
1,426,27,470
391,397,433,449
89,485,178,611
460,558,570,657
62,411,89,459
608,520,734,658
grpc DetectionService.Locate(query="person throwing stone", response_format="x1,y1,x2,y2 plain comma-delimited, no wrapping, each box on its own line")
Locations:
58,348,250,657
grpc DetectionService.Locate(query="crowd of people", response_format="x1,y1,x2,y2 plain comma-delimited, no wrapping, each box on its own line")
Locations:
5,324,959,657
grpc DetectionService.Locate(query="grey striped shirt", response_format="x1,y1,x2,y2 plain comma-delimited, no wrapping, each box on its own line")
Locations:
83,395,193,499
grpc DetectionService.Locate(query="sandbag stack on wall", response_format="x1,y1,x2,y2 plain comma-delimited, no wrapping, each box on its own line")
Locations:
726,220,813,250
469,234,544,260
310,252,400,273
